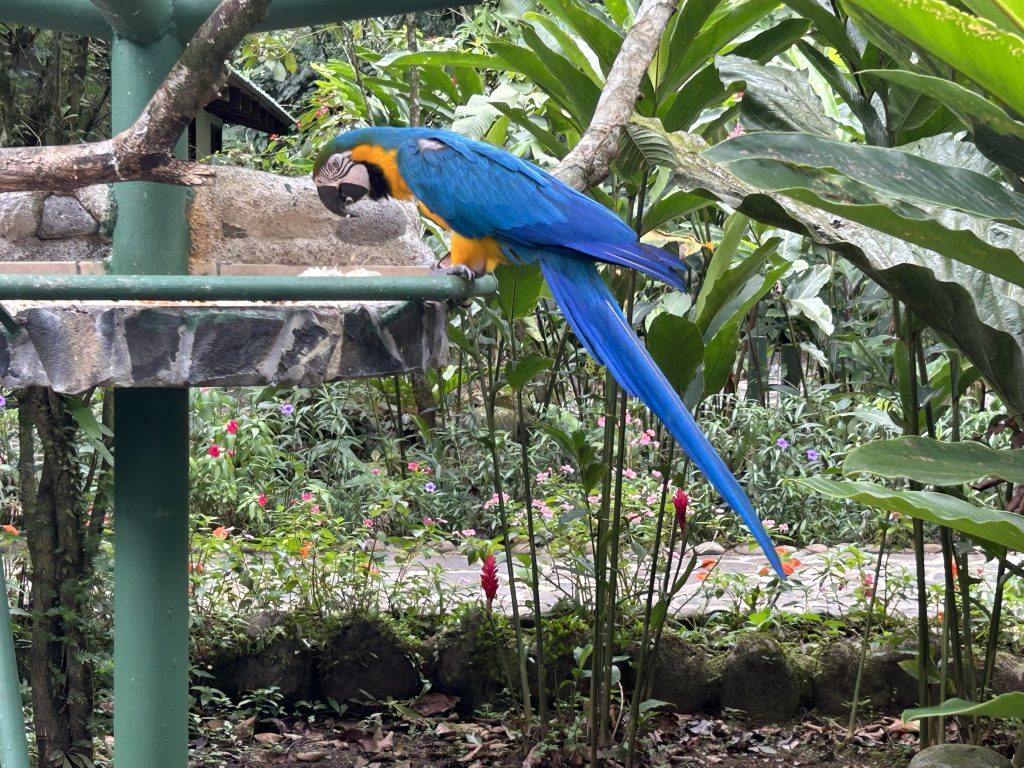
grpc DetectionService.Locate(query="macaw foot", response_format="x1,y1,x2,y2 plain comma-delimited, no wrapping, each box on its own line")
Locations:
435,263,480,282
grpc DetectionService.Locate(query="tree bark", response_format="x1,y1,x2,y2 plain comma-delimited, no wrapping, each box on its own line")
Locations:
0,0,271,192
20,388,94,765
555,0,677,191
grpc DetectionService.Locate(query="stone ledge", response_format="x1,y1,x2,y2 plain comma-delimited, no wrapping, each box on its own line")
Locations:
0,298,447,393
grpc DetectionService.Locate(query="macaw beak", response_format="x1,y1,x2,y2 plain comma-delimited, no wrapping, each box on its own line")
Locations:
313,151,370,216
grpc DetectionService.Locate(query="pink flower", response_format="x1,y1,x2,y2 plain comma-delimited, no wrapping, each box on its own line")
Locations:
225,419,239,435
651,470,662,478
207,444,221,458
778,523,789,533
728,123,745,138
535,471,550,483
371,467,381,476
560,464,574,474
480,554,499,612
302,492,313,502
408,462,419,472
257,493,267,508
597,416,606,428
422,517,434,526
311,505,321,514
623,468,637,479
460,528,477,537
363,518,374,527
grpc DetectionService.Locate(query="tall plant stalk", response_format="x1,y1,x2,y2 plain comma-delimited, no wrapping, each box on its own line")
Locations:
468,325,533,728
508,269,549,734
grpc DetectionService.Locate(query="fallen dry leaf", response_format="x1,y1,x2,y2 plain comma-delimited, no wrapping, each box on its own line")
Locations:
295,750,327,763
413,692,461,716
254,733,283,744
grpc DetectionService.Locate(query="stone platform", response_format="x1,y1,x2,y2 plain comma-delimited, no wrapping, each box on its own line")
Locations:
0,292,447,393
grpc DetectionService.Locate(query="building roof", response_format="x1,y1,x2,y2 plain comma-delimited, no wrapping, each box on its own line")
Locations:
204,67,296,135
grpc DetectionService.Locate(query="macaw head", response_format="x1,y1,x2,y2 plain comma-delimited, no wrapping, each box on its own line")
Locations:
312,127,411,216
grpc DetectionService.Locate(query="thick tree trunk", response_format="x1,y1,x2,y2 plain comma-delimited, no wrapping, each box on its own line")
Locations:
20,389,94,766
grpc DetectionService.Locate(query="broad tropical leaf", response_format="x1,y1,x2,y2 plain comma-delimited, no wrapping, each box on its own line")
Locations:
844,436,1024,485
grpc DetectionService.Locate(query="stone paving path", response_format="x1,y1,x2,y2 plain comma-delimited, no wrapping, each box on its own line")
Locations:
381,543,1019,618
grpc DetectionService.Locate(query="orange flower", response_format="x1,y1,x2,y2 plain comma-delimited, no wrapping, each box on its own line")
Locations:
298,542,311,558
781,561,799,576
1,524,17,536
695,570,709,581
360,560,381,576
775,545,789,555
951,561,958,579
700,558,718,570
211,526,229,540
758,566,770,576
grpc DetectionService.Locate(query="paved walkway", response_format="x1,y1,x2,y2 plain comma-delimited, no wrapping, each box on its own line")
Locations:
380,543,1017,618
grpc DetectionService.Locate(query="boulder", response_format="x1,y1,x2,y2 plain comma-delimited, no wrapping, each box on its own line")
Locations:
434,609,512,715
909,744,1010,768
815,640,918,716
990,651,1024,695
317,616,419,704
645,633,708,713
719,634,800,722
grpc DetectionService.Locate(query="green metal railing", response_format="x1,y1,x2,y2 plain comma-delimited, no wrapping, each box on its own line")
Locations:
0,273,496,303
0,561,27,768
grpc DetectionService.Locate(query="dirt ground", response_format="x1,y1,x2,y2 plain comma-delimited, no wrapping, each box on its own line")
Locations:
200,697,1002,768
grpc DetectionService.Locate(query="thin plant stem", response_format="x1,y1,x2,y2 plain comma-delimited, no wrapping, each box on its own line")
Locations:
848,524,889,737
508,269,549,735
468,325,533,729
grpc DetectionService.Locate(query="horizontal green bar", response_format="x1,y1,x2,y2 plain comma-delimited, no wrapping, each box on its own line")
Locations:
0,0,476,39
176,0,475,37
0,274,496,302
0,0,110,37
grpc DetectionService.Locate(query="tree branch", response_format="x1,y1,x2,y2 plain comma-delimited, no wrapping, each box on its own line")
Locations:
0,0,271,193
555,0,677,191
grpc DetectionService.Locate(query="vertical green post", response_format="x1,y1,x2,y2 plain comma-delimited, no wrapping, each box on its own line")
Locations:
110,30,191,768
0,560,28,768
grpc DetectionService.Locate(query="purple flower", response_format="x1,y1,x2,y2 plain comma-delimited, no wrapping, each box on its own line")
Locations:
806,449,821,461
280,403,294,416
0,394,7,409
424,482,436,493
776,437,789,449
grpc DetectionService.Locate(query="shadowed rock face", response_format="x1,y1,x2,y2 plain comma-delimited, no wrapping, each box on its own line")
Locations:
0,300,447,394
0,166,435,270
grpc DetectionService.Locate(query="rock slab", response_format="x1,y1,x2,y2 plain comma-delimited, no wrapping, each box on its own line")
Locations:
909,744,1011,768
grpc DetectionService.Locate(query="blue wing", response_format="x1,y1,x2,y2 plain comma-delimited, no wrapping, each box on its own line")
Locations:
537,252,785,578
394,130,687,290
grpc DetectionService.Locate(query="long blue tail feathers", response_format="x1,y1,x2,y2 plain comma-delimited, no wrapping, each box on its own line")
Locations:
538,253,785,578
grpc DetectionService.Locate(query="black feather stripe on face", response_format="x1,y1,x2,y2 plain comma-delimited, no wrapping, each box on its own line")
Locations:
365,163,391,200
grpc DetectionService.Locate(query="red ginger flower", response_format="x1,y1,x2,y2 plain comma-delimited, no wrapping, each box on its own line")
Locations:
208,444,221,458
480,554,499,613
225,419,239,435
672,489,689,538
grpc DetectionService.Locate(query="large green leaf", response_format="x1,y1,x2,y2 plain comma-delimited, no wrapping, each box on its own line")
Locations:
904,693,1024,723
539,0,623,73
637,118,1024,415
616,123,678,178
795,477,1024,551
846,0,1024,119
716,56,839,137
662,0,781,96
383,50,502,69
780,0,863,68
495,264,545,319
647,314,705,393
844,436,1024,485
705,133,1024,290
705,132,1024,231
863,69,1024,143
640,189,712,233
702,319,741,398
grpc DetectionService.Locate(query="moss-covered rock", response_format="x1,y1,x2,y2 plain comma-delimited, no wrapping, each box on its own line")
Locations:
646,633,709,713
720,634,800,722
814,639,918,716
317,615,420,703
433,608,513,715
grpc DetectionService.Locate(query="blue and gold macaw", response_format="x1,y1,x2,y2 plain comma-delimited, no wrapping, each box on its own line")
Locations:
314,127,783,577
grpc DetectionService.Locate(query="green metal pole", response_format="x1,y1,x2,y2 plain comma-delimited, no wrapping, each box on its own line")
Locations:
110,31,190,768
0,560,28,768
0,273,497,302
